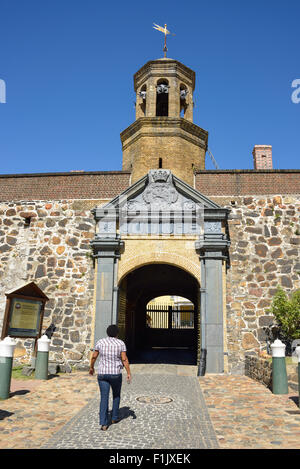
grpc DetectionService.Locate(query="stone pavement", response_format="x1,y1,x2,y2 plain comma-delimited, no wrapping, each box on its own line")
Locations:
199,375,300,449
42,367,217,449
0,364,299,450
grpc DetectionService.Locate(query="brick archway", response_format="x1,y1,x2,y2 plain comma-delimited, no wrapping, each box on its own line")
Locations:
118,251,201,285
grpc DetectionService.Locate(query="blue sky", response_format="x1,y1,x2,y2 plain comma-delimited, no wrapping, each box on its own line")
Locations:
0,0,299,174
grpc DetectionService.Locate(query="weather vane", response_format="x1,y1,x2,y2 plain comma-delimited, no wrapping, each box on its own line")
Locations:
153,23,175,58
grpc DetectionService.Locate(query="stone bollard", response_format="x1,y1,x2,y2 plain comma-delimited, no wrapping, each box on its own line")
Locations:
0,336,16,399
35,335,51,380
296,346,300,408
271,339,288,395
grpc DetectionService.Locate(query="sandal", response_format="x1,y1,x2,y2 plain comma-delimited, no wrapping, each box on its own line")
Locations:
101,425,109,431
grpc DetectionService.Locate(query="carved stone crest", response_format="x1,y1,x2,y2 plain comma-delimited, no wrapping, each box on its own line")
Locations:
142,170,178,208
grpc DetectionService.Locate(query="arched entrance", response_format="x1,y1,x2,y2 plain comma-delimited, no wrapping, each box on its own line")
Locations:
91,168,231,373
118,263,200,365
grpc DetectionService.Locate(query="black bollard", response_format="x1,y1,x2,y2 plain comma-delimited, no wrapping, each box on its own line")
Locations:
198,348,207,376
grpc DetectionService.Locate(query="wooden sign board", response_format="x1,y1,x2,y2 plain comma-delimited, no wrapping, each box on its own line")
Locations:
7,297,43,337
1,282,49,340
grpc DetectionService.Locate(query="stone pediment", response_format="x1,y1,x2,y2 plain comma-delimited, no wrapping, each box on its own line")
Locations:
95,170,224,212
92,170,230,237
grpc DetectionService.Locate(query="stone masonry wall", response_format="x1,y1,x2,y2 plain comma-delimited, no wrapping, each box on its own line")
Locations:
0,174,299,374
0,198,107,367
121,119,207,186
245,355,299,393
244,355,272,389
211,194,300,374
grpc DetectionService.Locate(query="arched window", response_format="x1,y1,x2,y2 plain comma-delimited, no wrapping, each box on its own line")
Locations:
156,80,169,116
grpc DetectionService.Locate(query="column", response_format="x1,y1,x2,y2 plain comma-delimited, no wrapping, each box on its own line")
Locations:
147,77,156,117
168,77,180,117
196,229,230,373
90,236,124,345
185,86,193,122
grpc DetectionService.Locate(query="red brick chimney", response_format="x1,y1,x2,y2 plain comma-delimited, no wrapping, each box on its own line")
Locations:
252,145,273,169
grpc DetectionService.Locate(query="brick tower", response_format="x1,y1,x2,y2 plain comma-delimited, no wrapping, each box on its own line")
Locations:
120,58,208,186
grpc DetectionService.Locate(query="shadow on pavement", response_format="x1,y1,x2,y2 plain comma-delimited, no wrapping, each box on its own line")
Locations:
0,409,14,420
109,406,137,423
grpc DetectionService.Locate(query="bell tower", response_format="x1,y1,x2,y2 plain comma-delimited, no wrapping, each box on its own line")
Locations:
121,58,208,186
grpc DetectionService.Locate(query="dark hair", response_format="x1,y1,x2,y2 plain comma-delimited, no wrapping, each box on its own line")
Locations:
106,324,119,337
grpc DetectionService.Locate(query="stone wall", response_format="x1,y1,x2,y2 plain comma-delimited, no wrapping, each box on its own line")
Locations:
245,356,299,394
244,355,272,389
0,173,299,374
121,118,207,186
213,194,300,374
0,198,105,367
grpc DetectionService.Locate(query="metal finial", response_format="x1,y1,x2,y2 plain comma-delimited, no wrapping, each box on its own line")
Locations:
153,23,175,58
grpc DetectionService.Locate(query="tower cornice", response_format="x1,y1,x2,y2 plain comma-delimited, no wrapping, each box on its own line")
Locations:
134,58,195,91
121,117,208,144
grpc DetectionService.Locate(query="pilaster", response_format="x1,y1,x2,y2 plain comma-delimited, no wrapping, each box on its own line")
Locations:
90,236,124,345
196,230,230,373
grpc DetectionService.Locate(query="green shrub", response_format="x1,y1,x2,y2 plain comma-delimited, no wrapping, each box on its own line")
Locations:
269,287,300,341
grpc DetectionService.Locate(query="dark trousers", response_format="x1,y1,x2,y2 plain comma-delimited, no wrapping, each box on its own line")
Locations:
97,374,122,426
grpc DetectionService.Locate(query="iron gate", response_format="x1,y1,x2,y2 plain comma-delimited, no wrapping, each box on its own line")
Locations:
145,304,196,348
146,304,194,329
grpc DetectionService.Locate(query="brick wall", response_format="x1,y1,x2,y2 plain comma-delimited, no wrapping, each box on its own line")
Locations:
0,171,131,202
195,170,300,196
1,169,299,202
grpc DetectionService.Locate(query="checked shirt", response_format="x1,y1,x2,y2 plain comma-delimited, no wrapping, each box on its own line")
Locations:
94,337,126,375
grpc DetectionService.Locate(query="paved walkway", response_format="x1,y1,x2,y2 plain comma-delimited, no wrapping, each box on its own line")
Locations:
0,364,299,449
42,371,217,449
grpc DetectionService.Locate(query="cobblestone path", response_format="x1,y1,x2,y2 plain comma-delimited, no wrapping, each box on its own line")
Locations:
2,365,299,449
42,373,219,449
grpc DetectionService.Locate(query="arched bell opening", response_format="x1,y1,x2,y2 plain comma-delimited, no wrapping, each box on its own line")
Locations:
156,79,169,116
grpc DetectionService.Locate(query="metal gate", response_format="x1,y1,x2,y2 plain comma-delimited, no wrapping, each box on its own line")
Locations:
145,303,196,348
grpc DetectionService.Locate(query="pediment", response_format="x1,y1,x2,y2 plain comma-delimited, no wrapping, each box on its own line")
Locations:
94,170,225,213
92,170,230,237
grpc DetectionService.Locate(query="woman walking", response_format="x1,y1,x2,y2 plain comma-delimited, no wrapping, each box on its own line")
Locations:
89,324,132,431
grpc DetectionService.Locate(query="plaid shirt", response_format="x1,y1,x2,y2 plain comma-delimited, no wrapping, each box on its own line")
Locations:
94,337,126,375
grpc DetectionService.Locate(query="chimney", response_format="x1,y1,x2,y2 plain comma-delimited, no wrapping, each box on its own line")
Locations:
252,145,273,169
